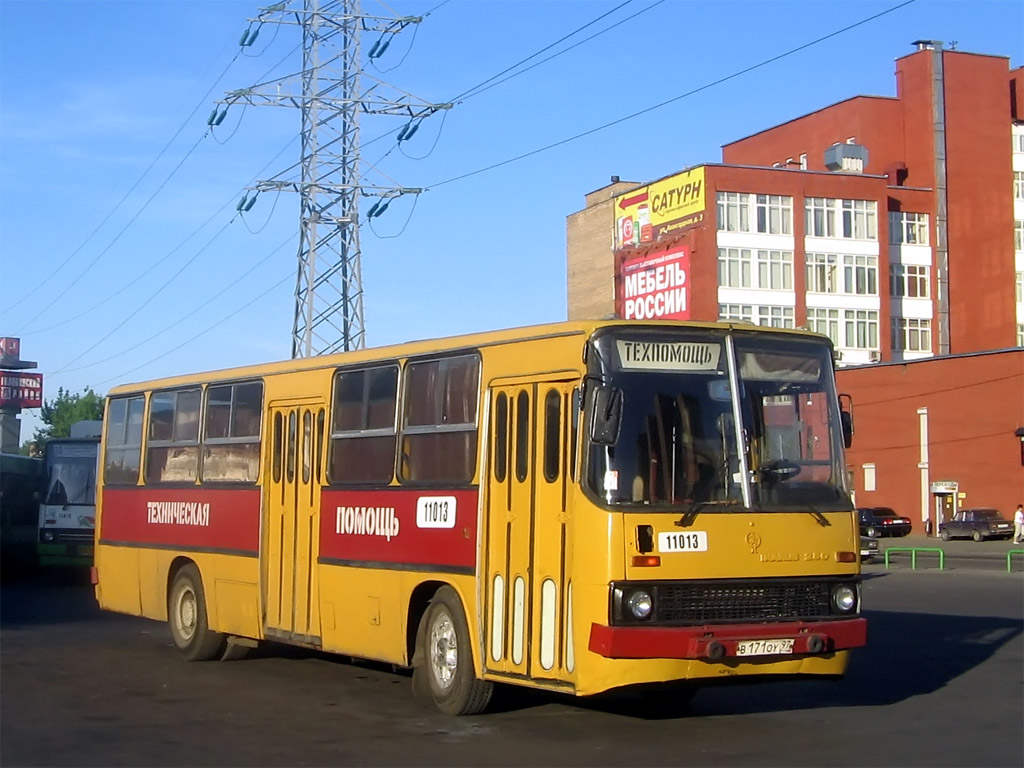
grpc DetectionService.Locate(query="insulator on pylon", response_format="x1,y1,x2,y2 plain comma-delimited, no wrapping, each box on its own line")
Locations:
239,28,251,46
397,123,410,141
246,28,260,46
244,194,258,212
372,200,391,218
375,39,391,58
207,108,219,126
214,109,228,126
236,194,248,211
402,123,419,141
365,200,381,218
368,39,381,58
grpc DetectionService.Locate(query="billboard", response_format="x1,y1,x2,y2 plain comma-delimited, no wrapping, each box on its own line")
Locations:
614,166,706,250
0,372,43,409
620,245,690,321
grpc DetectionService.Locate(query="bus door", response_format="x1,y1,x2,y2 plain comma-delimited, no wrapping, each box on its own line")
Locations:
263,400,326,645
484,378,577,682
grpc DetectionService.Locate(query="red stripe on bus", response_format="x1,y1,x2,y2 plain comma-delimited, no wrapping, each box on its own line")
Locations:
319,488,478,571
100,487,260,553
588,617,868,659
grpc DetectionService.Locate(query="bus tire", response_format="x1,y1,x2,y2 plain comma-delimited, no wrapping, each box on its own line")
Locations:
168,564,226,662
413,586,493,715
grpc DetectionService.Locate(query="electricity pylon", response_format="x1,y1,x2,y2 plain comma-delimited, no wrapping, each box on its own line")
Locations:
219,0,449,356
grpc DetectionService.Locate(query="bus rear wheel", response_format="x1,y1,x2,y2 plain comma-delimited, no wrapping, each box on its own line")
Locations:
168,564,226,661
413,586,493,715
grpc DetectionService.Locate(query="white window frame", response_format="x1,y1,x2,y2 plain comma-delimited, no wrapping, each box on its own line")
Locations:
841,199,878,240
892,318,932,352
806,253,839,294
844,309,879,350
889,212,930,245
717,192,751,233
1014,171,1024,201
718,247,753,288
756,249,793,290
755,194,793,235
807,307,840,346
842,254,878,296
806,197,839,238
890,264,930,299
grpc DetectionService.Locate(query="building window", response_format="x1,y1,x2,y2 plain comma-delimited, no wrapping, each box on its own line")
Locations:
805,197,839,238
799,153,807,170
717,247,753,287
1014,171,1024,201
841,199,877,240
756,249,793,290
889,212,930,245
807,307,840,346
1016,220,1024,252
843,310,879,350
892,318,932,352
1018,324,1024,347
758,305,795,328
719,304,754,323
863,463,876,492
1014,132,1024,154
890,264,930,298
717,192,751,232
806,253,838,293
755,194,793,235
1016,272,1024,303
842,254,878,295
718,304,793,328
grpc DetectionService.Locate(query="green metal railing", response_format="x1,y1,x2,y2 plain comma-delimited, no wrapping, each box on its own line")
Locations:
884,547,945,571
1007,550,1024,573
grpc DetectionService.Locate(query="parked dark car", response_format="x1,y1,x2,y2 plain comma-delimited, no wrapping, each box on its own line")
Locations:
859,535,879,561
939,507,1014,541
858,507,912,538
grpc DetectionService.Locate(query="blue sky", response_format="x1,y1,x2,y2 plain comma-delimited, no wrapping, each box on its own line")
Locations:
1,0,1022,441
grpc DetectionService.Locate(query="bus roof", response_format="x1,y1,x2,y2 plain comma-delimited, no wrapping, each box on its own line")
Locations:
107,319,831,396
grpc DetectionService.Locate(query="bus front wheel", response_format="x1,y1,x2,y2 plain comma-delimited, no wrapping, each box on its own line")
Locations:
413,586,493,715
168,564,226,661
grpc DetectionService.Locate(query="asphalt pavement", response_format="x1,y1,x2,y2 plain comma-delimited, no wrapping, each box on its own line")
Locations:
870,532,1024,572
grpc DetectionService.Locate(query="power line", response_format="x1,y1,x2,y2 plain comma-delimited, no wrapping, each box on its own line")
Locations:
6,34,249,315
425,0,917,190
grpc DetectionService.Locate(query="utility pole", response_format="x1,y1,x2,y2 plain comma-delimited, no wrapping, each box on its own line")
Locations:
219,0,449,357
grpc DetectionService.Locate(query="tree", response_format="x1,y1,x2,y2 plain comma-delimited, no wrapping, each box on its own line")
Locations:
32,387,104,443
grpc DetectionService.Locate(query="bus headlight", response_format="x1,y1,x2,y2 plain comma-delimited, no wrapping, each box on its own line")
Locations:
627,589,653,620
831,584,857,613
42,531,55,542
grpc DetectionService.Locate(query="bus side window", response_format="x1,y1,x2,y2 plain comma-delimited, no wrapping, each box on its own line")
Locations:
202,381,263,484
329,365,398,485
400,355,480,484
515,390,529,483
145,389,201,484
104,395,144,485
493,392,508,483
543,389,560,483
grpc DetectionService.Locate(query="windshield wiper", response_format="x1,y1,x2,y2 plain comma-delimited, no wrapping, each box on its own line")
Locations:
674,500,737,528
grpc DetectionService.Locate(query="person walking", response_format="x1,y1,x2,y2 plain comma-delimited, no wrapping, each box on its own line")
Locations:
1014,504,1024,544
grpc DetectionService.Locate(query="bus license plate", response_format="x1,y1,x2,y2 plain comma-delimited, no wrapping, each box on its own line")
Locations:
736,639,794,656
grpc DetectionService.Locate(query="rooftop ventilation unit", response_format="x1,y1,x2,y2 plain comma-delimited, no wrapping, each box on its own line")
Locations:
824,143,869,173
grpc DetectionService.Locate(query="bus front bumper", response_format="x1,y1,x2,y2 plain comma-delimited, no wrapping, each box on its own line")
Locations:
589,617,867,659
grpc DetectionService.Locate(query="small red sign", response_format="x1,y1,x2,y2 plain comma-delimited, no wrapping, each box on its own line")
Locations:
0,372,43,408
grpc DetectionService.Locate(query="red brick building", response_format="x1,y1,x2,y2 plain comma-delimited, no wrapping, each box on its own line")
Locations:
566,42,1024,531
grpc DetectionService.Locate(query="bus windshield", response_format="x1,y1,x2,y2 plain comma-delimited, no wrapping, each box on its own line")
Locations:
44,443,98,507
584,328,851,512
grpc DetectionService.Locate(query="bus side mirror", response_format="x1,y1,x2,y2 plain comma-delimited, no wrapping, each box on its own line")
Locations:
590,385,622,446
838,393,854,449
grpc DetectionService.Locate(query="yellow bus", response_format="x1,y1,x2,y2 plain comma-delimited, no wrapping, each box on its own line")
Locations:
94,319,865,714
